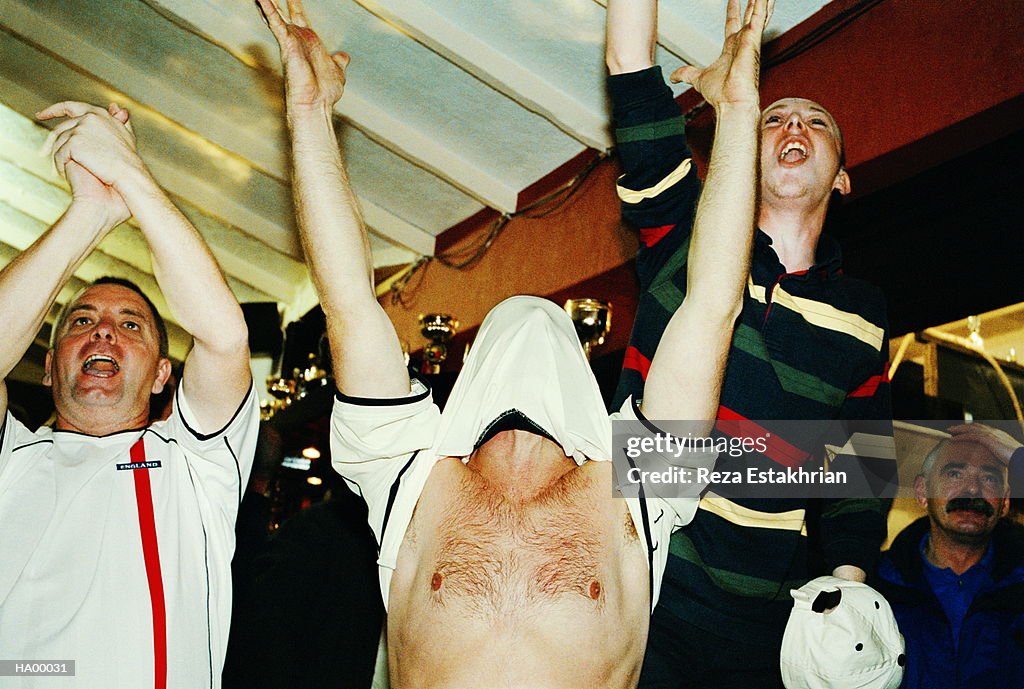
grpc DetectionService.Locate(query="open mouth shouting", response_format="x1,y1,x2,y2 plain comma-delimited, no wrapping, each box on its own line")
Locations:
778,138,809,164
82,354,121,377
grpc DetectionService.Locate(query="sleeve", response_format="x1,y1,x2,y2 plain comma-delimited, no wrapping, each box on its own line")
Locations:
820,318,896,575
0,413,56,607
611,396,718,609
330,378,441,554
163,378,261,507
1010,447,1024,498
608,65,701,291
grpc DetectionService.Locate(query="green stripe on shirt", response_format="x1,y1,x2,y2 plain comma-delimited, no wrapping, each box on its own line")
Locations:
615,117,687,144
732,324,848,407
669,530,807,598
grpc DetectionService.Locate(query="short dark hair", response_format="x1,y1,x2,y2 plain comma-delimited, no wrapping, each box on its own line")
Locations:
51,277,169,358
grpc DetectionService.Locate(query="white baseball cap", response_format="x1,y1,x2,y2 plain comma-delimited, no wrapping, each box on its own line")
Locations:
780,576,906,689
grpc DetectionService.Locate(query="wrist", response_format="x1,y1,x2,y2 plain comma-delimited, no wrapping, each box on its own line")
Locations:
112,163,159,202
287,100,335,126
715,102,761,119
64,198,120,237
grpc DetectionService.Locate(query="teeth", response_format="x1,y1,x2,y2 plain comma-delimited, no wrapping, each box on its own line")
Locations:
780,142,807,160
83,355,119,372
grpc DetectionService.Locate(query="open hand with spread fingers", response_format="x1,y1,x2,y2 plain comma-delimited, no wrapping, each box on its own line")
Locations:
670,0,774,111
256,0,350,111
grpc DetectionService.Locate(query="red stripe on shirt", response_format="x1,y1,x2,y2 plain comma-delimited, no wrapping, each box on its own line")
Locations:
715,405,811,469
623,346,652,380
847,372,887,399
639,224,674,247
131,438,167,689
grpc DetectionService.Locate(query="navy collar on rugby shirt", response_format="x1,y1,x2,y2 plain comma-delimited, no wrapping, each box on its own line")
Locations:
752,230,844,285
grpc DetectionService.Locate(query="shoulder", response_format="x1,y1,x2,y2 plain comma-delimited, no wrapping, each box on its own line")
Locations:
878,517,930,583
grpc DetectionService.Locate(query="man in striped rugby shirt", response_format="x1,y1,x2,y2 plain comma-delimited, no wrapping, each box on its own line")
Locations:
606,1,896,687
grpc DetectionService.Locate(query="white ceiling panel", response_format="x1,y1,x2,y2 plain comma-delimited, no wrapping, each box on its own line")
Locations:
0,0,838,339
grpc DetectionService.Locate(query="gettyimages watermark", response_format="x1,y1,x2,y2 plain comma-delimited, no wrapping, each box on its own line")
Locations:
0,660,75,676
612,419,1023,500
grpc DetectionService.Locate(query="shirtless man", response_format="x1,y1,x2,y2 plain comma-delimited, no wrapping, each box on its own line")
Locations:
257,0,768,685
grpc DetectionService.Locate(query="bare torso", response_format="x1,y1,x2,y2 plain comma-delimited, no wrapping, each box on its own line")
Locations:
387,434,649,689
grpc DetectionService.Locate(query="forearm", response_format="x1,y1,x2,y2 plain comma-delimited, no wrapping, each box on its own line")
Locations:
287,104,407,397
685,103,759,319
0,202,111,376
640,105,758,423
118,168,247,354
606,0,657,75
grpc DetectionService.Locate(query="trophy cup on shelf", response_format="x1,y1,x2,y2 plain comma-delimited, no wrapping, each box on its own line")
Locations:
564,298,612,360
419,313,459,375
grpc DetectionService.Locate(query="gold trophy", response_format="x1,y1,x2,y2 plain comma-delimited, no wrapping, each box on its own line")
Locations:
419,313,459,374
564,298,612,359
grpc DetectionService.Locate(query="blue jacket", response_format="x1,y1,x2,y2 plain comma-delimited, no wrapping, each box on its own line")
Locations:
875,516,1024,689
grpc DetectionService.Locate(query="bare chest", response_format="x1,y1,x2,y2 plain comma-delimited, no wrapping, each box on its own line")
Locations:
400,459,640,615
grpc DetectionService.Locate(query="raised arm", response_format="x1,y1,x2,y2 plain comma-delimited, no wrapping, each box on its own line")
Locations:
35,101,251,431
258,0,408,399
606,0,657,75
0,112,130,421
640,0,771,426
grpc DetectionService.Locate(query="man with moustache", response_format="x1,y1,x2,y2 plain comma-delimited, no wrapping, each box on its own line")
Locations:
0,101,257,688
606,0,895,686
876,425,1024,689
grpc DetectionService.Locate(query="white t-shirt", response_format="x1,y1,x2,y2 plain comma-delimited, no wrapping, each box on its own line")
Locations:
0,382,259,689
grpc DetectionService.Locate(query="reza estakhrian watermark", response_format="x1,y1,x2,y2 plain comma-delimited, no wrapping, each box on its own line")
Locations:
612,418,903,500
613,418,1024,500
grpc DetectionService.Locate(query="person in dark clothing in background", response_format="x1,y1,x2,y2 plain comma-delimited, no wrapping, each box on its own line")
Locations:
876,423,1024,689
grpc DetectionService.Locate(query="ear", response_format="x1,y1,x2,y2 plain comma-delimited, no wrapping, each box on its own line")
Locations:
42,349,54,387
832,168,851,196
913,474,928,509
150,357,173,395
998,487,1011,519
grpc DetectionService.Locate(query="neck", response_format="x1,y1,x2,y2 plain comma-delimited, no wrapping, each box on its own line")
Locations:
466,430,575,502
55,406,149,436
925,528,990,576
757,197,829,272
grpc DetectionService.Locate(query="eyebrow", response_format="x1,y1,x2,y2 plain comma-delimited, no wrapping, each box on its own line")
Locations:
67,304,149,321
762,106,833,121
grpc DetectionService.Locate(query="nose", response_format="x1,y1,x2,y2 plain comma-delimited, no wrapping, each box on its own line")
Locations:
963,473,983,496
91,318,116,341
785,113,805,131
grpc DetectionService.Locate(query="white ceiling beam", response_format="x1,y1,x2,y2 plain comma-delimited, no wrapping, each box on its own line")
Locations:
145,0,520,212
0,0,284,179
350,0,612,151
0,8,440,256
0,101,304,303
361,200,435,257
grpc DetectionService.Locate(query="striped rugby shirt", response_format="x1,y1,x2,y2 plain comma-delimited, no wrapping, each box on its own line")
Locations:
608,66,896,639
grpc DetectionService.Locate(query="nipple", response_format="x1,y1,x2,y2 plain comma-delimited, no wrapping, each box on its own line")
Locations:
589,580,601,600
431,572,443,591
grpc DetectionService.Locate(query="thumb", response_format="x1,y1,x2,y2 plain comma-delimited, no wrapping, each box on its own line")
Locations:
332,51,351,70
108,103,129,124
670,65,701,85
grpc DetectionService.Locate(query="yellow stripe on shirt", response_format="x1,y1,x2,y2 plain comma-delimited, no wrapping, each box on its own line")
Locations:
616,158,693,204
771,285,885,352
699,491,808,536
